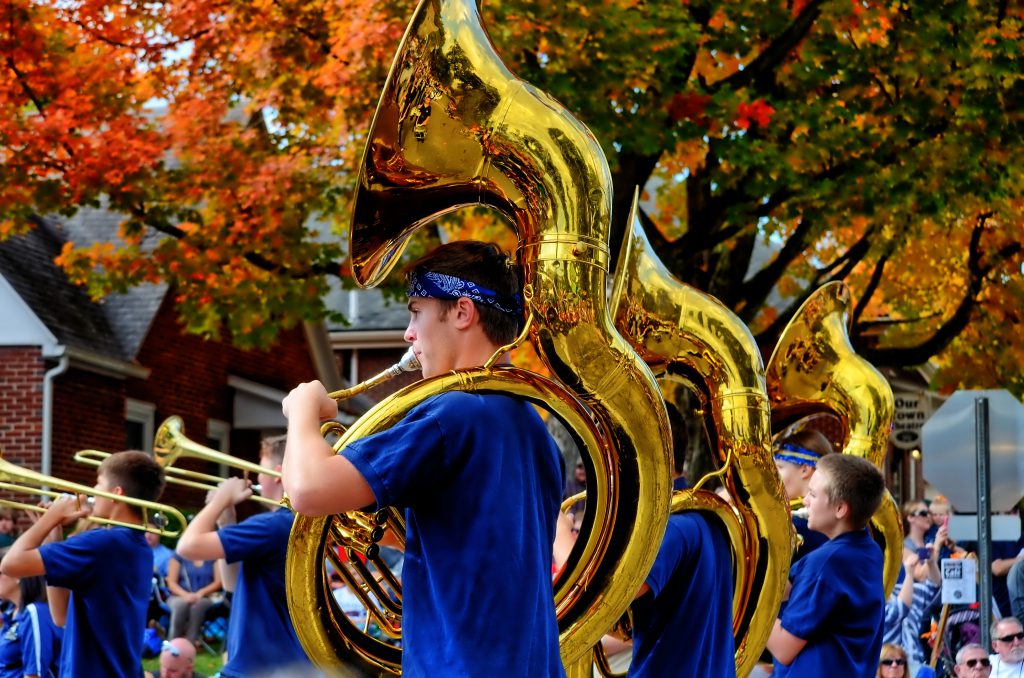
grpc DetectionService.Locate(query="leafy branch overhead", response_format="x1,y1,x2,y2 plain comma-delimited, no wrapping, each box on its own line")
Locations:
2,0,1022,394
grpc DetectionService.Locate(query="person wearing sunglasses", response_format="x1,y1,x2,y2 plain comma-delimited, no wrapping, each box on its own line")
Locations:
876,643,909,677
989,617,1024,677
954,643,992,677
903,501,933,561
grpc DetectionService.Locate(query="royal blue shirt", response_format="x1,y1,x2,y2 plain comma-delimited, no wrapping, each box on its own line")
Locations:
774,529,884,678
629,512,735,678
0,602,61,678
39,526,151,678
344,392,566,677
171,554,216,592
217,508,311,677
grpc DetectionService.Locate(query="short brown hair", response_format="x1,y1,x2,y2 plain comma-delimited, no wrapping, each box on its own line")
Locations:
816,454,885,530
98,451,166,506
261,434,287,467
404,240,524,345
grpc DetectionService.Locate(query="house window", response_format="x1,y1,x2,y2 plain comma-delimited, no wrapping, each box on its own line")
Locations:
125,400,156,453
207,419,231,479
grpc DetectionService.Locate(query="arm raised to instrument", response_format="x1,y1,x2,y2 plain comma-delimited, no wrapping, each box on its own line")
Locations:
281,381,375,516
1,495,87,578
176,479,252,561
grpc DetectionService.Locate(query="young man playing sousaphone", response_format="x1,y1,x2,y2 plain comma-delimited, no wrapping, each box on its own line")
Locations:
283,240,567,676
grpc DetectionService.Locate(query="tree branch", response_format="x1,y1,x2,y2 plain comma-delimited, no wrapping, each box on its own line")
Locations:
712,0,828,96
857,213,1021,365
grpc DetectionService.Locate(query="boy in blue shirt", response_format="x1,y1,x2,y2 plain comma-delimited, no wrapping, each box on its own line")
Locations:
627,403,735,678
767,453,886,677
175,435,312,677
1,450,165,678
283,241,566,677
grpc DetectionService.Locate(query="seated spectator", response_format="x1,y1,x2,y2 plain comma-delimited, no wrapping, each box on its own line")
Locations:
0,511,16,548
878,643,909,677
954,643,992,677
166,553,222,645
0,558,61,678
989,616,1024,677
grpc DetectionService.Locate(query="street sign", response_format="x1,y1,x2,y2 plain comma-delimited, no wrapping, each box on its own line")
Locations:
891,391,932,450
921,389,1024,512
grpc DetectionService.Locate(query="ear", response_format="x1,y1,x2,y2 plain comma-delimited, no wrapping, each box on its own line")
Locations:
451,297,477,330
800,465,815,481
834,499,850,521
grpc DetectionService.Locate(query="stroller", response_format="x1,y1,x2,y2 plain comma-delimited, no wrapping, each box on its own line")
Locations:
932,604,983,677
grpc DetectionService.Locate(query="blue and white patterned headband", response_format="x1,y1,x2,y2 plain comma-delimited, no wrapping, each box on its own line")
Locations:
774,442,824,468
407,271,522,316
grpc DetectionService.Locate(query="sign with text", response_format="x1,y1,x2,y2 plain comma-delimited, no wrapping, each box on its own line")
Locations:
941,558,977,605
891,391,932,450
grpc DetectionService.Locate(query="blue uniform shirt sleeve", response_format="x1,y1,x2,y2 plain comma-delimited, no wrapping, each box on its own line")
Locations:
342,395,465,508
780,558,844,640
20,603,55,677
38,529,106,588
219,510,293,565
644,517,698,597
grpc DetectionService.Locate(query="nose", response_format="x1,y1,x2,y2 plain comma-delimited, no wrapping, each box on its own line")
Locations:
404,319,416,343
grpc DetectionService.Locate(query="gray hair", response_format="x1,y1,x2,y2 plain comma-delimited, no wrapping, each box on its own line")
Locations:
956,643,987,665
991,616,1022,639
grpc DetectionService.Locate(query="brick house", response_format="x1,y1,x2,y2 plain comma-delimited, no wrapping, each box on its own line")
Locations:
0,210,338,514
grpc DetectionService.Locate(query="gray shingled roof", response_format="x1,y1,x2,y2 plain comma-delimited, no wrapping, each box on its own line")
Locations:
0,210,166,361
324,279,409,332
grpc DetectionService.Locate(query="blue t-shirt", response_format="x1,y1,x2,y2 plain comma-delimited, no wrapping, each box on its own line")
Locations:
171,554,216,592
629,512,735,678
343,391,566,677
38,526,151,678
218,508,311,677
152,543,174,580
774,529,884,678
0,602,62,678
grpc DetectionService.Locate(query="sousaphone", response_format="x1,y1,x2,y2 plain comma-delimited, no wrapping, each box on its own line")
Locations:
285,0,674,674
765,282,902,596
610,193,791,678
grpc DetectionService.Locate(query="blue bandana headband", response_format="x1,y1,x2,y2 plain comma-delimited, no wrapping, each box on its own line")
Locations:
774,442,823,468
407,271,522,316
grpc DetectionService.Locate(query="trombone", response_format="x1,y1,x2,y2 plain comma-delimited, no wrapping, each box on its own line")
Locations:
0,453,188,537
75,416,282,508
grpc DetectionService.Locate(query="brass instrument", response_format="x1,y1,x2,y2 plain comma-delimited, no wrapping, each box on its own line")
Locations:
765,281,901,596
327,348,420,401
609,194,791,677
0,453,188,537
149,416,283,508
74,444,280,508
285,0,674,674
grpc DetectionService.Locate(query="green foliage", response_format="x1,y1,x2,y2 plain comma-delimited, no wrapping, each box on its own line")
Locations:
2,0,1022,391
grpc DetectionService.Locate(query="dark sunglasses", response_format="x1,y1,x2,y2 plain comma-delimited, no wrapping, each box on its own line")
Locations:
996,631,1024,643
911,509,930,517
964,657,991,668
880,658,907,667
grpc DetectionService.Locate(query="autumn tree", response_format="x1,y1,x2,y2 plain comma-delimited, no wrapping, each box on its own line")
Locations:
2,0,1022,394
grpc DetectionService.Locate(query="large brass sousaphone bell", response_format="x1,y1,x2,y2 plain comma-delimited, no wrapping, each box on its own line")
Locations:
610,193,791,677
766,282,902,595
285,0,674,674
